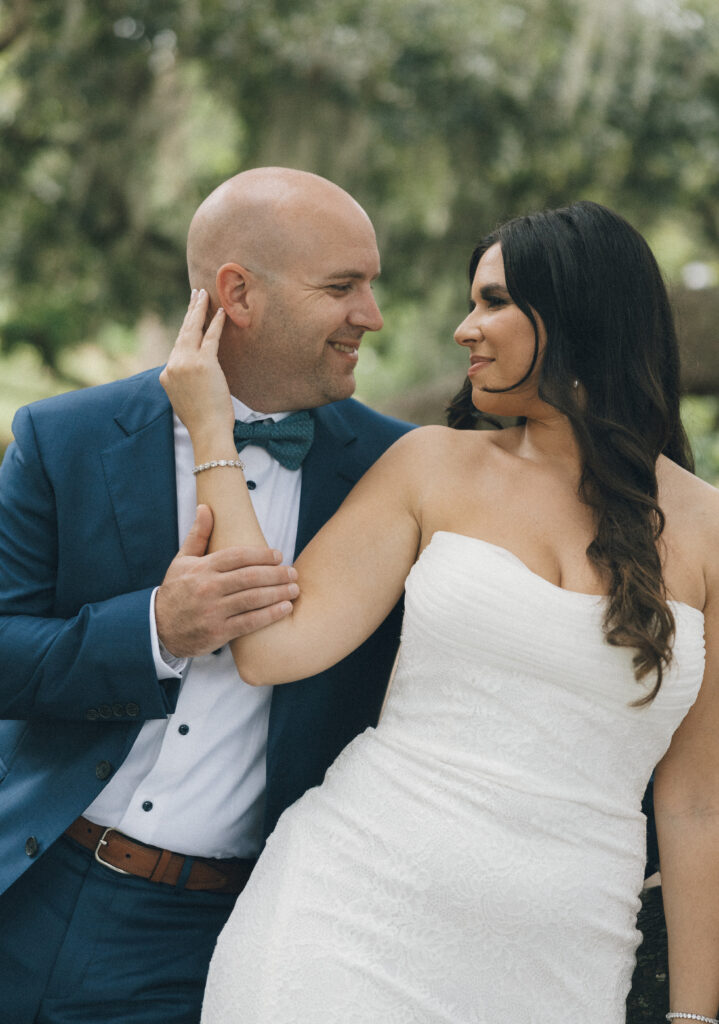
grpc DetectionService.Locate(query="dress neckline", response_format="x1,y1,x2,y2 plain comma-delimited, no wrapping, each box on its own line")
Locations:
429,531,705,620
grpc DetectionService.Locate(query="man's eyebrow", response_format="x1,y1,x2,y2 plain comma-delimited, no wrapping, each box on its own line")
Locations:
324,269,380,281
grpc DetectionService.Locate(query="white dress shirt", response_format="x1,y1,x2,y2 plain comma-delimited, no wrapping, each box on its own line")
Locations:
84,396,302,858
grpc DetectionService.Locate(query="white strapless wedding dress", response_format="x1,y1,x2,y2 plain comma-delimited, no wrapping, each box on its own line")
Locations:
201,531,705,1023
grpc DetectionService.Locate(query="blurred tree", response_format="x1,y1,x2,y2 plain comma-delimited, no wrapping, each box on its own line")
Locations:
1,1,175,369
0,0,717,391
0,0,242,371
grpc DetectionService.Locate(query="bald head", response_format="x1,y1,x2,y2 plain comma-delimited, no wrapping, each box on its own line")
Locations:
187,167,374,292
185,168,382,412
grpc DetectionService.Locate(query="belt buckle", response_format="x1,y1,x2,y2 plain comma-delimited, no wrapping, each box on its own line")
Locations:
94,826,131,875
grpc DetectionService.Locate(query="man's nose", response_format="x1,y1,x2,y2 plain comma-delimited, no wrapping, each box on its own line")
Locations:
350,289,384,332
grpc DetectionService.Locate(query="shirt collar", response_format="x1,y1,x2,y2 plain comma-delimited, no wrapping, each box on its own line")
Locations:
231,395,294,424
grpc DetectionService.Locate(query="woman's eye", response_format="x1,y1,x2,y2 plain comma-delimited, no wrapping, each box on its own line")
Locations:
486,295,506,308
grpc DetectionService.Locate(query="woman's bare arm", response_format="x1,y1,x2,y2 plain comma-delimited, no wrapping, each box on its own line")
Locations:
161,290,423,685
654,500,719,1014
233,438,422,684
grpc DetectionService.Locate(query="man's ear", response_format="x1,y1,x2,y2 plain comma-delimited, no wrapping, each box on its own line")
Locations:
216,263,261,328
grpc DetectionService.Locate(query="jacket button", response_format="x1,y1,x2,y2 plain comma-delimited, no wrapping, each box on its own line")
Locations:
95,760,113,781
112,703,125,718
85,708,100,721
25,836,39,858
125,702,140,717
98,704,112,719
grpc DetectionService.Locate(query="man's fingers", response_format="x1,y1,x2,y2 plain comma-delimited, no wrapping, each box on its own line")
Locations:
178,504,214,557
206,546,286,572
215,563,298,595
226,601,294,640
221,581,300,616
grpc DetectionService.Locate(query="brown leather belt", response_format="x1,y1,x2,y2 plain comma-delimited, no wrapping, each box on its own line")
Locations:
65,816,255,895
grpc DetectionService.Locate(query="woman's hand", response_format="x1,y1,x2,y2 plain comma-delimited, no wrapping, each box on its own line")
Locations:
160,289,234,445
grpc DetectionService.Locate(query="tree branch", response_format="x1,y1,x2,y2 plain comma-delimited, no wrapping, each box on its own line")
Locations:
0,0,31,54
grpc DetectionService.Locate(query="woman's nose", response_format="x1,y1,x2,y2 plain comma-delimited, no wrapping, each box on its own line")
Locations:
454,312,481,347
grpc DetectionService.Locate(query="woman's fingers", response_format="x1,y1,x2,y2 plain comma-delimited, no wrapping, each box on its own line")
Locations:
160,288,233,433
175,289,211,353
201,307,226,356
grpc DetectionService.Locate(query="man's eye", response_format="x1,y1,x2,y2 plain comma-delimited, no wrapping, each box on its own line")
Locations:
328,284,352,293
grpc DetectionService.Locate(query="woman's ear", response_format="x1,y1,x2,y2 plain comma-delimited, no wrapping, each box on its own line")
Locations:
215,263,259,328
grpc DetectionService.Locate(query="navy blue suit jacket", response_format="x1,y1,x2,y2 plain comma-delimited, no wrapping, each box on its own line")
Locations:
0,368,413,895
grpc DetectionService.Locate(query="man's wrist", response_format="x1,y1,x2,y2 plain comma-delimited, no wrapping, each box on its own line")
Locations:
150,587,188,679
158,635,187,670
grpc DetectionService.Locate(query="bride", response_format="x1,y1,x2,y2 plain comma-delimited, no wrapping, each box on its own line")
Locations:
161,201,719,1021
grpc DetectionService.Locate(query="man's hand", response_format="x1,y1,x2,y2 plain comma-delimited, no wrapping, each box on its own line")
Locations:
155,505,298,658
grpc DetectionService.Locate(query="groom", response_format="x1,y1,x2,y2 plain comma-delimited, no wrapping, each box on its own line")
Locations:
0,168,413,1023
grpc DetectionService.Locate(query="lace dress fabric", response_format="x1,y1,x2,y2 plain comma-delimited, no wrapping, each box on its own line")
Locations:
201,531,705,1023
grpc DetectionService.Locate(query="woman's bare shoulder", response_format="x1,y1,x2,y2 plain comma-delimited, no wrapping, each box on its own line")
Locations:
659,456,719,526
659,457,719,581
387,424,502,463
375,428,510,524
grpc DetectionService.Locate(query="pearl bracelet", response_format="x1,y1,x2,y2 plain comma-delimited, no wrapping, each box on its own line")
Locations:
192,459,245,475
666,1014,719,1023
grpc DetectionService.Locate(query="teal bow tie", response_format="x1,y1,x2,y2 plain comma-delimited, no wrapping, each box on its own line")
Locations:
233,411,314,470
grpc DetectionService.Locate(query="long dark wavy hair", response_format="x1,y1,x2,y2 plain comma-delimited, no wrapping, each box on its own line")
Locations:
447,201,694,704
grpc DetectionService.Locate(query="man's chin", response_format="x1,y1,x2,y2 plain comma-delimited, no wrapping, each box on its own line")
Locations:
316,373,357,407
333,376,357,403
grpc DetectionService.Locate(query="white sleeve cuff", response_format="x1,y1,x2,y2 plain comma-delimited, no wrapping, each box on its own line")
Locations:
149,587,188,679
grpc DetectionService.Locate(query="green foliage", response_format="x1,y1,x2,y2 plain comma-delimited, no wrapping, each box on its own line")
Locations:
681,395,719,485
0,1,238,369
1,0,718,396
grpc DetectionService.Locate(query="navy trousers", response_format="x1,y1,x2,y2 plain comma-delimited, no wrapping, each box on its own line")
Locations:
0,834,239,1023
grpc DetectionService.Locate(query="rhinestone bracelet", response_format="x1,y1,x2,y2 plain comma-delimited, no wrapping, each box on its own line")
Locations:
666,1014,719,1023
192,459,245,475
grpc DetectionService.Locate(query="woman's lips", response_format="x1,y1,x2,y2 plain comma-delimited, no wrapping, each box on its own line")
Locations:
467,357,494,376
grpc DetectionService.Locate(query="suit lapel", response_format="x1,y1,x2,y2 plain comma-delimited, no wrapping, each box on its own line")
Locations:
293,403,365,558
270,402,365,756
100,371,179,589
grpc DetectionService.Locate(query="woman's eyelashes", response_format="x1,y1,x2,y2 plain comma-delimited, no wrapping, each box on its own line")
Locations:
468,292,509,312
482,290,509,309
